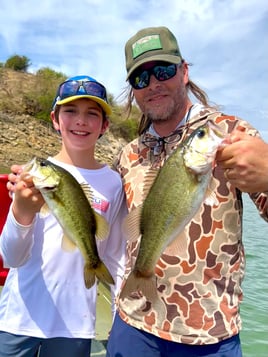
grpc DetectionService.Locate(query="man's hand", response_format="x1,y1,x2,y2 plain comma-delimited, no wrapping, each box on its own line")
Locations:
217,131,268,193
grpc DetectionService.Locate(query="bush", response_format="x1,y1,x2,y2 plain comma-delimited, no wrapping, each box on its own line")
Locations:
109,104,139,142
5,55,31,72
23,67,67,121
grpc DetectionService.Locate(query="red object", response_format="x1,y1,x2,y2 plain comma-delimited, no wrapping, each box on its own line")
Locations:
0,174,11,285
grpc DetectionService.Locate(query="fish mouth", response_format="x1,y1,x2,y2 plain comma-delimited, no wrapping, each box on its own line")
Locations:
22,157,37,172
22,158,57,189
182,120,226,173
21,158,40,181
41,185,57,190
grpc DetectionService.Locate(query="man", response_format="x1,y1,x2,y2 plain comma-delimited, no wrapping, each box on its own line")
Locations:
107,26,268,357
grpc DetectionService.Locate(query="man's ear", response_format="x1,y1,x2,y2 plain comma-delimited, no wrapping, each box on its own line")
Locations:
182,62,189,84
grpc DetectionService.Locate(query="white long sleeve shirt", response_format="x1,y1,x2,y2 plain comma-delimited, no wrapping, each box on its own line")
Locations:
0,158,126,339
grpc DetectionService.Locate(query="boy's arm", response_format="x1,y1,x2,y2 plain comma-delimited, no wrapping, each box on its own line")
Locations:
0,166,44,267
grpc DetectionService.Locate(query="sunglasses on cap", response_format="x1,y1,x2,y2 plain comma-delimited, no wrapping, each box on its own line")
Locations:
129,62,181,90
57,79,108,102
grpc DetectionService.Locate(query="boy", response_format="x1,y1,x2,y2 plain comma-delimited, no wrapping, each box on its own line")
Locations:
0,75,126,357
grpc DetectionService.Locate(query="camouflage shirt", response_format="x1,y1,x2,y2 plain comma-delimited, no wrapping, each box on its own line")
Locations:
115,107,268,345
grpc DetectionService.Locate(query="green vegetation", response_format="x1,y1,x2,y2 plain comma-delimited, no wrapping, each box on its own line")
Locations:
0,55,140,142
22,67,67,121
4,54,31,72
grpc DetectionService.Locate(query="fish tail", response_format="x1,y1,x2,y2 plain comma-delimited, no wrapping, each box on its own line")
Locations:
95,261,115,286
83,264,97,289
83,261,114,289
119,271,158,314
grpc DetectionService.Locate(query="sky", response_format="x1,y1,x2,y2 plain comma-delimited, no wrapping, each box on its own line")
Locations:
0,0,267,140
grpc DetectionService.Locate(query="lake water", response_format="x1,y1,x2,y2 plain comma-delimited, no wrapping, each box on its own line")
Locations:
240,194,268,357
0,181,267,356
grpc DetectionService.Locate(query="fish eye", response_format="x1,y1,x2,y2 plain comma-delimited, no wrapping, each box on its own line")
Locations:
196,128,206,139
40,161,47,167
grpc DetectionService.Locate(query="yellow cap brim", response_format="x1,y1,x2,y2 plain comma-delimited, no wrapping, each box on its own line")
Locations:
56,95,112,116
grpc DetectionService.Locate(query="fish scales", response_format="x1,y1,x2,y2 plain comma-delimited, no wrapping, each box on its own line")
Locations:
22,158,114,289
121,120,225,302
137,146,209,274
43,163,99,264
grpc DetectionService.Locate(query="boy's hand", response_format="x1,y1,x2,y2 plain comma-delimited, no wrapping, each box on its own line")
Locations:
7,164,45,225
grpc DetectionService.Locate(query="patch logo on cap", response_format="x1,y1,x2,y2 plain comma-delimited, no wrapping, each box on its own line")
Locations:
132,34,162,59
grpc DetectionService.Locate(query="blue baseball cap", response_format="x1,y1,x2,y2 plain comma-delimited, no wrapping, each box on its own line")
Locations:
53,75,112,115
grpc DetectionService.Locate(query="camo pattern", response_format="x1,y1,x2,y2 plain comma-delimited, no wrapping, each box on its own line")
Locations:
115,108,268,344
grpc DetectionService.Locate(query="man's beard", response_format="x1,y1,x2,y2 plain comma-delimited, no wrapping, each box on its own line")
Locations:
146,100,179,123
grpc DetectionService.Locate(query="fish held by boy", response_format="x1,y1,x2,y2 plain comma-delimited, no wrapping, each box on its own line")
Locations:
22,158,115,289
121,120,225,307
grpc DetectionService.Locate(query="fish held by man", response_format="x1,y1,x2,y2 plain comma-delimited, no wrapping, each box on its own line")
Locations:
121,120,226,304
22,158,115,289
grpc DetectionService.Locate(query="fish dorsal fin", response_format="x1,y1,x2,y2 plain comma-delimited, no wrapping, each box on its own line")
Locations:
39,203,50,217
122,205,142,242
61,234,77,252
94,212,110,240
142,167,159,199
80,182,94,204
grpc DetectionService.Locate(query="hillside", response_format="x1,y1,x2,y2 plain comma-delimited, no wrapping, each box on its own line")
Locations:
0,112,126,171
0,69,127,171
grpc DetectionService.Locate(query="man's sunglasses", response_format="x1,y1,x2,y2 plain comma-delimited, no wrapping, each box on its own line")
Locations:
57,80,108,102
129,62,181,90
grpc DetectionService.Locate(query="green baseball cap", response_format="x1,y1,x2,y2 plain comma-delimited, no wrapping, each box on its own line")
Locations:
125,26,182,79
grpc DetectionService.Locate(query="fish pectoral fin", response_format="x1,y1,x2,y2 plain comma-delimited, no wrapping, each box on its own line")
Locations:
94,212,109,240
39,203,50,217
61,234,77,252
122,206,142,242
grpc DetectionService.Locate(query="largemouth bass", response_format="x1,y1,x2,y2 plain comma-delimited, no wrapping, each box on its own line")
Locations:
121,120,225,301
22,158,114,289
